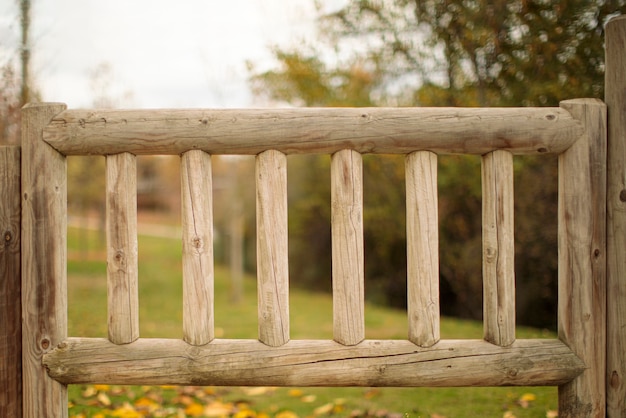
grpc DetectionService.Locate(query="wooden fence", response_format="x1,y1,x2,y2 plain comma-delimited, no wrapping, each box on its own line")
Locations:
1,15,625,418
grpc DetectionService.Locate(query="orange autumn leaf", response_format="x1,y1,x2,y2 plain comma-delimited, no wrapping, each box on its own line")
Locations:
184,402,205,417
204,400,234,417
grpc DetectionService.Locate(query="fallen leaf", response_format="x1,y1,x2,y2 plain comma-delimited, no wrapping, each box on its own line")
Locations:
503,412,516,418
546,411,558,418
301,395,317,403
184,402,205,417
204,401,234,417
97,391,111,406
275,411,299,418
519,393,536,408
81,387,97,398
314,403,334,415
288,389,304,397
94,384,110,392
242,387,275,396
111,403,142,418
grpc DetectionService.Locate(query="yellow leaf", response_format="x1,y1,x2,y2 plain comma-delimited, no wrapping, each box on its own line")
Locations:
111,403,142,418
81,386,97,397
234,409,257,418
301,395,316,403
546,411,558,418
275,411,299,418
518,392,536,408
503,411,516,418
93,414,106,418
242,386,275,396
185,402,205,417
94,384,110,392
97,392,111,406
313,403,334,415
204,401,234,417
288,389,304,397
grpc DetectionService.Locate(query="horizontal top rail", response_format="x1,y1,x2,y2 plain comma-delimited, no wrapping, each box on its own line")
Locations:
43,106,582,156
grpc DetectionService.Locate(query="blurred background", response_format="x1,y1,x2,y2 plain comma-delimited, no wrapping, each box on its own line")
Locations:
2,0,625,332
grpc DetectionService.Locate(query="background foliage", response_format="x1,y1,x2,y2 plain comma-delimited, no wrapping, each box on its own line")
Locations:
249,0,626,328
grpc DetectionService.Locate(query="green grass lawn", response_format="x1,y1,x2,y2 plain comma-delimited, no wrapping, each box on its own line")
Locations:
67,225,558,417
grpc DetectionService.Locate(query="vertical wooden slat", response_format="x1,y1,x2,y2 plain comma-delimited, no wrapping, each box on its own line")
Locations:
181,150,214,345
106,152,139,345
558,99,606,417
21,102,68,418
331,149,364,346
482,150,515,347
256,150,289,347
1,146,22,418
406,151,439,347
605,15,626,418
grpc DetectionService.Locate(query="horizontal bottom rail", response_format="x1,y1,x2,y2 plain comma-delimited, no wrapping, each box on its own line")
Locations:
44,338,584,387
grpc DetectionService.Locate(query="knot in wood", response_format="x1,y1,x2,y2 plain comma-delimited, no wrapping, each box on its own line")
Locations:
41,338,50,350
3,230,11,243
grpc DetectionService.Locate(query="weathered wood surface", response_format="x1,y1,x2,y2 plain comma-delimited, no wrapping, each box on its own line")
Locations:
605,15,626,418
256,150,289,346
43,107,582,156
0,146,22,418
558,99,607,417
482,150,515,347
106,153,139,344
406,151,439,347
21,103,68,418
44,337,585,387
331,150,365,346
181,150,214,345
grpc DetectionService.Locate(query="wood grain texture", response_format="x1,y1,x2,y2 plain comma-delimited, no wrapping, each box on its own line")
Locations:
256,150,289,347
43,107,582,156
106,153,139,345
405,151,439,347
181,150,214,345
331,150,365,346
482,150,515,347
558,99,607,417
21,103,68,418
605,15,626,418
44,337,585,387
0,146,22,418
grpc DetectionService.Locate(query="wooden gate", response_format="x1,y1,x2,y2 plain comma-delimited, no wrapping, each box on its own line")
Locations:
6,15,625,418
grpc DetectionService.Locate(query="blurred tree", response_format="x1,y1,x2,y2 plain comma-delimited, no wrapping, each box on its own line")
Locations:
250,0,625,328
0,63,21,145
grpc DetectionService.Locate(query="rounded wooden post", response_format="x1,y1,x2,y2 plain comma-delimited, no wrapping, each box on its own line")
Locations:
181,150,214,345
606,14,626,418
106,153,139,344
406,151,440,347
482,150,515,347
331,149,365,346
1,146,22,418
558,99,607,417
256,150,289,347
21,102,68,418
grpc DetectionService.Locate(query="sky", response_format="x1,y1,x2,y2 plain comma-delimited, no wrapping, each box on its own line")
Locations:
0,0,345,109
